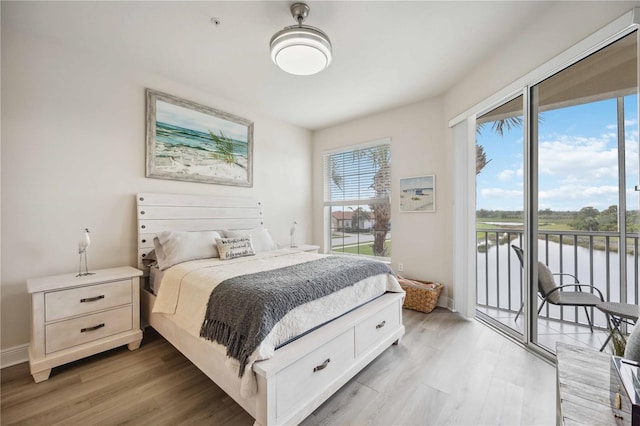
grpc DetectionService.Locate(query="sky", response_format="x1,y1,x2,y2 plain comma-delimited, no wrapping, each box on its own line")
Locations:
476,95,639,212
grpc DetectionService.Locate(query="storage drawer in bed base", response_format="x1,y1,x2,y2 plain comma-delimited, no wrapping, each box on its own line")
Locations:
252,292,404,426
141,287,404,426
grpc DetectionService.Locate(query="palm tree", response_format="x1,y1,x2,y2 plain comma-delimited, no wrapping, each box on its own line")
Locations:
331,146,391,257
367,146,391,256
349,207,367,232
476,116,524,175
476,144,490,175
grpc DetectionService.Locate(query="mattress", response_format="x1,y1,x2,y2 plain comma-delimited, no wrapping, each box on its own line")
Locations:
152,248,403,395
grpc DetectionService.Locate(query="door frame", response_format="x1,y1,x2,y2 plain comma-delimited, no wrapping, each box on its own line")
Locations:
451,9,639,356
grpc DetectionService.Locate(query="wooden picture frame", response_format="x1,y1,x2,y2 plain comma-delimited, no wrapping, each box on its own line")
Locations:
399,175,435,212
145,89,253,187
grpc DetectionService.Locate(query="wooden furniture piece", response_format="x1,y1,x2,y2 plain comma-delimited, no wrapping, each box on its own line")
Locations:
136,193,405,426
556,342,625,425
597,302,639,351
137,193,265,272
293,244,320,253
27,266,143,383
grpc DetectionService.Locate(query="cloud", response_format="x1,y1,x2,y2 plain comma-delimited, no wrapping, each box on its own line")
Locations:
606,119,637,130
497,169,515,181
480,188,522,198
537,184,619,210
538,133,618,182
478,118,638,211
538,184,618,200
627,132,639,177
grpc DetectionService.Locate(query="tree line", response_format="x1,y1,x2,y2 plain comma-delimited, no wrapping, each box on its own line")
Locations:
477,207,639,232
569,206,639,232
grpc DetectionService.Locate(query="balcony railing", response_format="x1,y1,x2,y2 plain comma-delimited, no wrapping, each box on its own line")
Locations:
476,228,640,330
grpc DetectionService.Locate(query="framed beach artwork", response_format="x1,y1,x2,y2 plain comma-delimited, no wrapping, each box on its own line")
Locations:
145,89,253,187
399,175,435,212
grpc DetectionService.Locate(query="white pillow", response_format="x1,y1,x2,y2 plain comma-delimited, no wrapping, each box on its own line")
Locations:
223,228,277,252
142,249,158,267
216,235,256,260
154,230,222,270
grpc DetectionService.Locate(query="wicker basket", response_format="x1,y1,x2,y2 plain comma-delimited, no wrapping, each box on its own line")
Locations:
398,277,443,313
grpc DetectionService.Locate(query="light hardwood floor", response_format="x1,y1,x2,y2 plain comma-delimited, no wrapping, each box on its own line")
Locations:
1,308,556,425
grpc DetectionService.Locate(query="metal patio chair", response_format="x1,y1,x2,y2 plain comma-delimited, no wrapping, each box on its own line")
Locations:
512,245,604,331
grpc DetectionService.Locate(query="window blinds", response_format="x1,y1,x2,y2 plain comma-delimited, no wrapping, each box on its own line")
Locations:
323,143,391,206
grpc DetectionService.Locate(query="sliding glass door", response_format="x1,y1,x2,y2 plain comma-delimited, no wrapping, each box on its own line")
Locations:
530,31,638,352
476,30,639,354
475,95,525,338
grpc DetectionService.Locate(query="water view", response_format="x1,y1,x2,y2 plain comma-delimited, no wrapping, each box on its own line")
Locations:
474,32,639,353
477,238,639,327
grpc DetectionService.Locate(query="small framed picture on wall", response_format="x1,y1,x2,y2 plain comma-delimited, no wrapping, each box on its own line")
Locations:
399,175,435,213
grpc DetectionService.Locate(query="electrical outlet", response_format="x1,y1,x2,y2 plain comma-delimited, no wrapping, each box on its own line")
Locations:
398,263,404,272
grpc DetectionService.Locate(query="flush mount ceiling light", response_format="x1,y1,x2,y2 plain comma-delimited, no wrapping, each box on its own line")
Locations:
270,3,332,76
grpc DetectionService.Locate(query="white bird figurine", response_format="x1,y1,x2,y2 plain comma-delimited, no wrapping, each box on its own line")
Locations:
290,221,297,248
77,228,94,276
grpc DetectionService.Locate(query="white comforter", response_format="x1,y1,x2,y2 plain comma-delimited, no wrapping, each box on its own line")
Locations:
152,249,403,396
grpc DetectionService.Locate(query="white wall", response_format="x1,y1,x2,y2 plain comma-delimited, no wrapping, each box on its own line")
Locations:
312,99,454,307
444,1,639,121
312,2,640,315
1,26,313,351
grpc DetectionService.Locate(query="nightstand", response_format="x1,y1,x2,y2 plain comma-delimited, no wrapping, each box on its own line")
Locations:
27,266,143,383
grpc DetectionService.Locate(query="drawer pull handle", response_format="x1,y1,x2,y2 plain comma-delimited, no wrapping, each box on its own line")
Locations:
614,413,624,420
80,295,105,303
81,323,105,333
313,358,331,372
376,320,386,329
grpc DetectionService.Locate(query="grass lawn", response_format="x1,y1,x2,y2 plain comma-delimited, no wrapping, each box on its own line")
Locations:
475,217,579,238
332,240,392,256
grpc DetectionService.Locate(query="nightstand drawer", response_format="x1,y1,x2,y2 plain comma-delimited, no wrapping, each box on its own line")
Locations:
45,305,132,354
45,279,132,321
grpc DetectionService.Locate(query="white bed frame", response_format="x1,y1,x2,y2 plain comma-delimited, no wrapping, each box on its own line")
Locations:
136,193,405,426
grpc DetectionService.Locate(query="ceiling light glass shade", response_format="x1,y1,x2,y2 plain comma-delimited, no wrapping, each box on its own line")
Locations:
270,25,332,76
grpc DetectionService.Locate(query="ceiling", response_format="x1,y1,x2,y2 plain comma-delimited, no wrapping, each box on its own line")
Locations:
3,1,560,130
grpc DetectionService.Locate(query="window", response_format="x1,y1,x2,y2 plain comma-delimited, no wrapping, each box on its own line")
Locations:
323,139,391,258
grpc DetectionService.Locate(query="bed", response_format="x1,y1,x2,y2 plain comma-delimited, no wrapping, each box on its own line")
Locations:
136,192,405,426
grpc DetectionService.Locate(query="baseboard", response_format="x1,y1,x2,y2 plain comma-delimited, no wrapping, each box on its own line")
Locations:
1,344,29,369
438,295,453,311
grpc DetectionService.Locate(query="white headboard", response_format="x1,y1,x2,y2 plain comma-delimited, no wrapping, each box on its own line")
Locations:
136,193,263,271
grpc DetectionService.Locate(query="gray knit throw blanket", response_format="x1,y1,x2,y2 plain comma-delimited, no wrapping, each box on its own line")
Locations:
199,255,393,377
